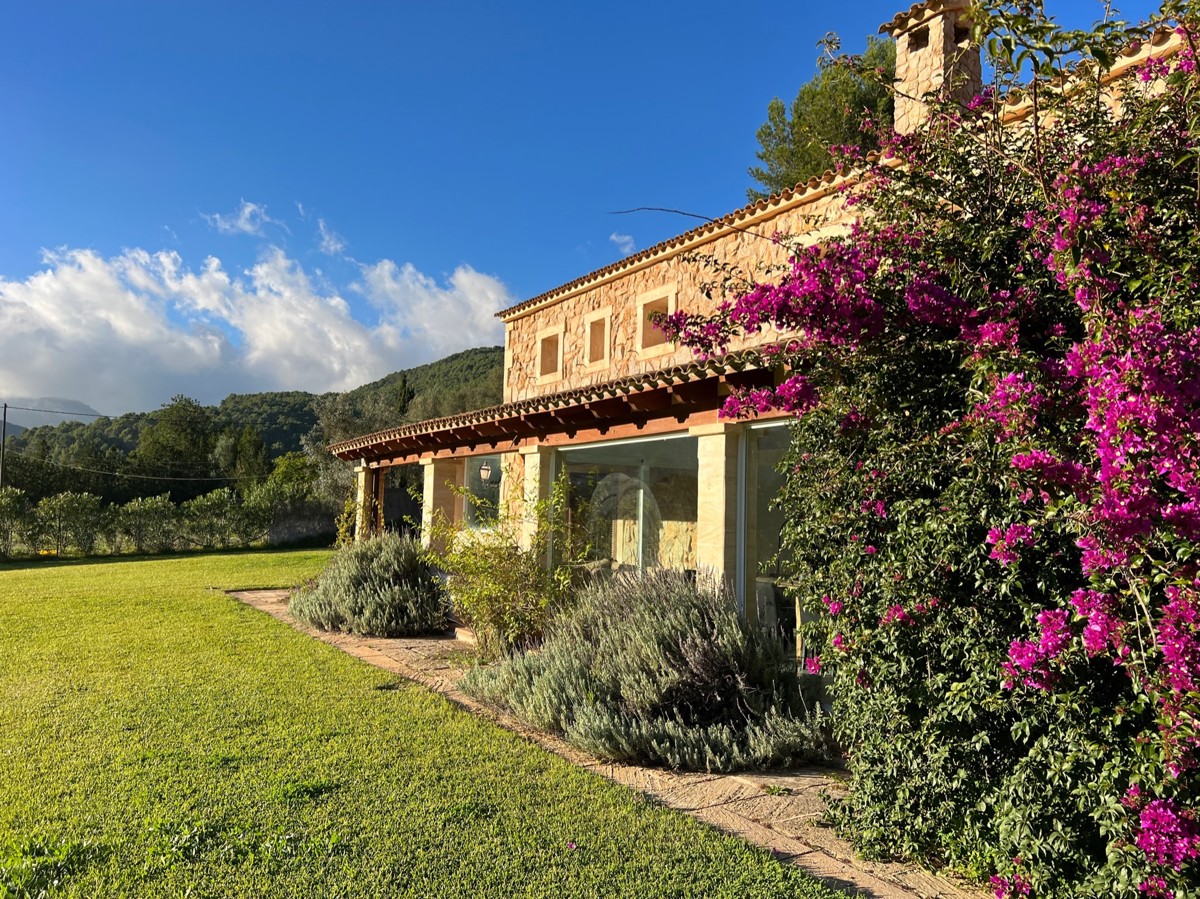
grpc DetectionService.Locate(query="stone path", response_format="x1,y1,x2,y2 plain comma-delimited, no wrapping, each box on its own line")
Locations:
230,589,988,899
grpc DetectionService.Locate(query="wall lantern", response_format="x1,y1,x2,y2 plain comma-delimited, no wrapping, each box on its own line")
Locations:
478,460,499,485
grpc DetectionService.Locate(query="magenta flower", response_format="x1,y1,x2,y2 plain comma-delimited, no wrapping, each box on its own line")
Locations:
1136,799,1199,870
1138,876,1173,898
989,873,1032,898
987,523,1036,566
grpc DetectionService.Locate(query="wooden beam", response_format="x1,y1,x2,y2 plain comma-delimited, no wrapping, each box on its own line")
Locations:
585,397,629,418
533,407,723,447
720,367,777,390
625,390,674,413
668,379,718,405
344,371,746,465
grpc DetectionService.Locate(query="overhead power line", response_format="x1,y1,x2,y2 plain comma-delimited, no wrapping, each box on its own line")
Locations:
609,206,791,244
3,448,270,483
3,404,108,419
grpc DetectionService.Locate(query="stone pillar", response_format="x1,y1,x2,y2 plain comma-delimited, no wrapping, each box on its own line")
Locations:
516,444,554,551
692,423,746,618
498,451,525,524
742,431,763,623
353,463,381,541
420,457,463,552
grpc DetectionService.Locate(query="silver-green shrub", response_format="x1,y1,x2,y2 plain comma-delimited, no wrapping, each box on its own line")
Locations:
464,568,831,771
289,532,448,637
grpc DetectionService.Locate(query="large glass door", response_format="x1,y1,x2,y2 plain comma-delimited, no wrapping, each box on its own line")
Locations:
738,423,798,651
556,433,699,572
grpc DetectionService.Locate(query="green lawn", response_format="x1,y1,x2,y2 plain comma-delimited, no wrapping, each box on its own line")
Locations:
0,550,844,898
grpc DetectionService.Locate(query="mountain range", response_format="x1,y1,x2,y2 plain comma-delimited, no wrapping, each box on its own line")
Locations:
2,397,103,430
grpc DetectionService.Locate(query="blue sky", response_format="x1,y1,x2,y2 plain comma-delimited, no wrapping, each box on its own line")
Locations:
0,0,1160,413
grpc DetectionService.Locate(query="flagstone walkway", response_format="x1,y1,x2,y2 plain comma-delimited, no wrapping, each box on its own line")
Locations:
230,589,988,899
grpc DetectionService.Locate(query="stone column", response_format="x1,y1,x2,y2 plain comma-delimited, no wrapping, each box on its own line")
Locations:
353,463,380,542
885,0,980,135
498,451,525,524
692,423,748,620
516,444,554,551
420,457,463,552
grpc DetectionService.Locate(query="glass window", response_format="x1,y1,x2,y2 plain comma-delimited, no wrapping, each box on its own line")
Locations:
464,454,501,528
743,424,797,648
557,435,698,572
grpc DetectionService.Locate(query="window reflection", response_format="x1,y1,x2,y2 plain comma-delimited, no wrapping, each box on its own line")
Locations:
558,436,698,572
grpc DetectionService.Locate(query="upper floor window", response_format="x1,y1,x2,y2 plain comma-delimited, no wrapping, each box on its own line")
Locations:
538,325,563,383
636,286,676,358
583,306,612,371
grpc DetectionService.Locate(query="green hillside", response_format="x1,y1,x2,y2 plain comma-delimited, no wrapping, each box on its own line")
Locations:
214,391,320,454
318,346,504,442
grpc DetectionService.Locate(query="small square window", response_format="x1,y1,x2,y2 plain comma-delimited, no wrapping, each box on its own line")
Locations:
588,317,607,364
640,297,670,350
635,288,676,359
909,26,929,52
539,333,560,377
582,306,612,372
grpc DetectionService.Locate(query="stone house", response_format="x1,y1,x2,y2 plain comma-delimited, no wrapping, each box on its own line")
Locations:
330,0,1181,640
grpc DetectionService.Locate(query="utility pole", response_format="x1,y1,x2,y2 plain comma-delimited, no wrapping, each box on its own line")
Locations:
0,403,6,490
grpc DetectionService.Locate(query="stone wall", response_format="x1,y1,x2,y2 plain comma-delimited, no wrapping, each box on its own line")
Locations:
502,188,850,403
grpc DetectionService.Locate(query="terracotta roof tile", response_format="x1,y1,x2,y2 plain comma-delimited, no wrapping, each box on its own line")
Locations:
879,0,970,37
329,350,766,459
994,27,1182,121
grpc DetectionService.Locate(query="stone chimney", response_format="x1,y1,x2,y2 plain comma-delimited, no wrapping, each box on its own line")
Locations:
881,0,982,134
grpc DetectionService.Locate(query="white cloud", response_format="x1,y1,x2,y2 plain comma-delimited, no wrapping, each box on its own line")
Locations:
609,232,635,255
356,260,510,359
0,245,511,413
201,200,287,237
317,218,347,256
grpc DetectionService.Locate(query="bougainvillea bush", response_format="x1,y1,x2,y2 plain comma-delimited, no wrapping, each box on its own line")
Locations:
660,2,1200,895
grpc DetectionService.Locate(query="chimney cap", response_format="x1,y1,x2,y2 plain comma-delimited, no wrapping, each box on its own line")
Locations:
880,0,972,38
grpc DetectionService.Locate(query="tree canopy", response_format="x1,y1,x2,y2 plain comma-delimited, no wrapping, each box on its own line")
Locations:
0,346,504,508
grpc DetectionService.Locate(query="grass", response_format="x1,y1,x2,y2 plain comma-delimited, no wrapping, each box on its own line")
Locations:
0,549,846,898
